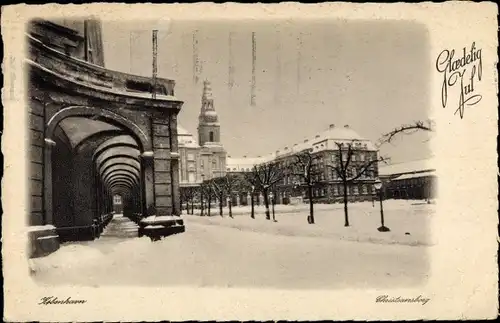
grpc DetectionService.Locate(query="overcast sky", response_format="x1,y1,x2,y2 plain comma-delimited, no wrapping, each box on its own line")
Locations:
102,19,432,163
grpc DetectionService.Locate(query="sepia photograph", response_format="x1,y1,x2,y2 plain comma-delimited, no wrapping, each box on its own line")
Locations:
1,2,498,321
26,17,436,288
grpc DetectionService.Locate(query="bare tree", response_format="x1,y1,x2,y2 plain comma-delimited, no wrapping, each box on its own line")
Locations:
252,162,285,220
327,140,387,227
290,149,322,224
378,119,435,146
199,181,214,217
180,187,196,215
210,177,225,217
242,171,258,219
221,173,243,218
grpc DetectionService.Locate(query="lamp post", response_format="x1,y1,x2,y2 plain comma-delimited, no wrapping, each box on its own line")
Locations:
250,185,255,219
269,191,276,222
374,179,390,232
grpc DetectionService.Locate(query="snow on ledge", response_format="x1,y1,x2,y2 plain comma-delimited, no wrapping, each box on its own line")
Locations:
141,215,180,223
37,235,59,240
27,225,56,233
144,225,165,229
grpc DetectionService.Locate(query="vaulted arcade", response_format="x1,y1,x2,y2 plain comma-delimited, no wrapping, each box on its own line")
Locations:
27,19,184,257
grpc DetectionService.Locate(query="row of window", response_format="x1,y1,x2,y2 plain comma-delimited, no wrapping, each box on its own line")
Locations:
309,184,375,198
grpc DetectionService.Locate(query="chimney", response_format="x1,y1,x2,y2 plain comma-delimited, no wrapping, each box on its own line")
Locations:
304,139,309,143
329,124,335,129
344,124,349,128
315,135,320,138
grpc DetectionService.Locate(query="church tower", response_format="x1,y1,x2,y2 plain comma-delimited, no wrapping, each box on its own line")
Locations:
197,80,221,146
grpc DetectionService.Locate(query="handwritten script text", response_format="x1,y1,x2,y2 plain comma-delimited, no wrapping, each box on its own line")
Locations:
436,42,482,119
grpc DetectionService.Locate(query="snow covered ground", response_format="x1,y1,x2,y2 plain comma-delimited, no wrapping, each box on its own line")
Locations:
187,200,435,246
30,201,432,289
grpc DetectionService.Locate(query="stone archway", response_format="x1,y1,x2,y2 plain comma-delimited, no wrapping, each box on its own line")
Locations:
46,106,150,152
27,23,184,256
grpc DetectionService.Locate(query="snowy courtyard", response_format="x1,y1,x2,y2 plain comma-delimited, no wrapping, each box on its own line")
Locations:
30,200,434,289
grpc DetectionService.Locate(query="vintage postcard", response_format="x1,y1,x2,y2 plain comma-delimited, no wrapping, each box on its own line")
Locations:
1,2,498,321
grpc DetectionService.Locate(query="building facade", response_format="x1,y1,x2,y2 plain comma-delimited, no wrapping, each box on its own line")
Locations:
28,18,184,257
379,159,436,200
178,80,227,190
226,124,380,205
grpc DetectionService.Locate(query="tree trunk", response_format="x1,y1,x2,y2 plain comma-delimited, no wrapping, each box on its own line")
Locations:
343,181,349,227
190,199,194,214
263,190,270,220
250,193,255,219
229,200,233,218
219,197,223,216
200,195,204,216
207,195,212,216
208,194,211,217
308,184,315,224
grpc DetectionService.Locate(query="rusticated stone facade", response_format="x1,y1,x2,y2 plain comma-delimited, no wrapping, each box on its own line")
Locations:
27,19,184,257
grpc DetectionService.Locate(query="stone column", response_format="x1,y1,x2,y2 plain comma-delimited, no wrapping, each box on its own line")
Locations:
236,194,240,206
169,114,181,216
141,152,156,216
43,138,56,225
170,157,181,215
246,193,251,206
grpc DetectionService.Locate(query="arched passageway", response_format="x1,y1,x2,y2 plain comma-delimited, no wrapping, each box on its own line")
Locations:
45,114,146,241
27,23,184,257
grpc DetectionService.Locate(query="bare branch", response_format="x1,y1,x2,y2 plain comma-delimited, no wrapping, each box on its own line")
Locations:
378,119,435,146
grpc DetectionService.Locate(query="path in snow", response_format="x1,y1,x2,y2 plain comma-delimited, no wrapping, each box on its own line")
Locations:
100,214,139,240
31,215,429,289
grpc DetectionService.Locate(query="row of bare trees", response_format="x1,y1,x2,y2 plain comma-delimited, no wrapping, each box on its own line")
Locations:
180,119,434,226
180,139,388,227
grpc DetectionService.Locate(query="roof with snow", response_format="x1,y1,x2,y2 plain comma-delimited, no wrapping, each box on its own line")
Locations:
177,125,199,149
227,124,377,172
379,158,435,176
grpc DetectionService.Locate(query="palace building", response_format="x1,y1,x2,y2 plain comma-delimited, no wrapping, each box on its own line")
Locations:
225,124,380,205
177,80,227,189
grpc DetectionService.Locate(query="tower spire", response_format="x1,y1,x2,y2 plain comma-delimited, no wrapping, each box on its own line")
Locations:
197,80,220,146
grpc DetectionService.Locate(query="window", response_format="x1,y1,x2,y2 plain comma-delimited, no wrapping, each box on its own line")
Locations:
333,185,338,195
353,186,359,195
187,153,195,161
209,131,214,142
359,153,365,161
188,173,196,183
362,185,368,194
352,155,356,162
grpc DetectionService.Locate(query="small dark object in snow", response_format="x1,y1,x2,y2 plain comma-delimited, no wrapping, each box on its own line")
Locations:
405,232,411,235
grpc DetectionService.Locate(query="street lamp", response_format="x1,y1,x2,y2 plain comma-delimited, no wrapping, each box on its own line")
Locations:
374,179,390,232
250,185,255,219
269,191,276,222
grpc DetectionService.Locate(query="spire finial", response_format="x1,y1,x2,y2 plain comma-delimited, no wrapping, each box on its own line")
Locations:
202,79,213,101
